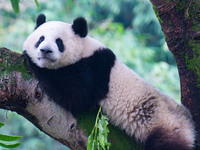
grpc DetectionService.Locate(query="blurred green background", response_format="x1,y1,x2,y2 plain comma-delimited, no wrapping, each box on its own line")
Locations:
0,0,180,149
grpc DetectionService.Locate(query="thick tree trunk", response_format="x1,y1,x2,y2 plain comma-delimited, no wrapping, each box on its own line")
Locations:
150,0,200,148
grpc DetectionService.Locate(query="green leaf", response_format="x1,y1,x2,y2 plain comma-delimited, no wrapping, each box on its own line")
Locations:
98,133,105,149
0,142,21,148
98,115,110,150
35,0,40,10
10,0,20,14
91,140,97,150
87,107,110,150
0,134,22,141
87,131,94,150
0,122,5,128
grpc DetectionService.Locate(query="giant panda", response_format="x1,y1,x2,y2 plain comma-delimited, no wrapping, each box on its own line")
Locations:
23,14,195,150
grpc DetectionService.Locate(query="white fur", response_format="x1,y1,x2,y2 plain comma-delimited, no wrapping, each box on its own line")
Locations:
82,36,105,58
100,59,195,147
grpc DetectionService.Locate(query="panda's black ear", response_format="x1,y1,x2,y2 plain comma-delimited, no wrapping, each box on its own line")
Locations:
35,14,46,29
72,17,88,38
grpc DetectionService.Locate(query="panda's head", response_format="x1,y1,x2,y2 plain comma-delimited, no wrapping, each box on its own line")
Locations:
23,14,88,69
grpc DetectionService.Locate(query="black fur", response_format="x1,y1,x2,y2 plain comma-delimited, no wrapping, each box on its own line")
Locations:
145,128,192,150
35,36,45,48
56,38,64,52
72,17,88,38
36,14,46,29
23,48,115,115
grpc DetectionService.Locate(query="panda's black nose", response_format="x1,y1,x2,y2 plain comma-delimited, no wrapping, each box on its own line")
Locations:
40,49,53,54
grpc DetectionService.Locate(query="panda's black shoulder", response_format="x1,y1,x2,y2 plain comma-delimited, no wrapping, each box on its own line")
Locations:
23,48,116,115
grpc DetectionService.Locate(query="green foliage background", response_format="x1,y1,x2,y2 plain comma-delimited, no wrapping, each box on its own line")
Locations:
0,0,180,149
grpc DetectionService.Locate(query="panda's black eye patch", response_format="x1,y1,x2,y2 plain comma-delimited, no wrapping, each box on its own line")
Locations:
56,38,64,52
35,36,45,48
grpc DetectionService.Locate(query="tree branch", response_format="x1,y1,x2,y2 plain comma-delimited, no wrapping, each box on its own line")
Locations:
0,47,87,150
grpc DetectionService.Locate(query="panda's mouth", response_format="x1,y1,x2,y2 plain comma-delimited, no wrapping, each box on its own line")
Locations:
38,57,56,62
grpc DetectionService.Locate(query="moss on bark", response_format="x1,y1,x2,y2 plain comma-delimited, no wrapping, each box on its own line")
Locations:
0,47,32,80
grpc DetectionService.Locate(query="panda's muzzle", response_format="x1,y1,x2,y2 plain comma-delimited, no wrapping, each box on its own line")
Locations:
40,48,53,54
38,48,55,62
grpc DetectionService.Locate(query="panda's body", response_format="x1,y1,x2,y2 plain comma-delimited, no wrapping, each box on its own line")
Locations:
23,14,195,150
24,47,115,113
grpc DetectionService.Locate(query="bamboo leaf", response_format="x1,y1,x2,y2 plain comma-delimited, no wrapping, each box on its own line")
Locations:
87,129,95,150
0,122,5,128
0,142,21,148
10,0,20,13
35,0,40,10
87,107,110,150
0,134,22,141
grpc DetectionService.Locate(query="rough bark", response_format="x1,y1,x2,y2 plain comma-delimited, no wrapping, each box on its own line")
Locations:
150,0,200,148
0,47,88,150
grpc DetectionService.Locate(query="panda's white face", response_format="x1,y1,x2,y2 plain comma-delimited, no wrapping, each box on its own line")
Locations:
23,21,83,69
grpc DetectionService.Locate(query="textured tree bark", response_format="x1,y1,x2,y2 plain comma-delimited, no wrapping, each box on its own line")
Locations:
150,0,200,148
0,47,88,150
